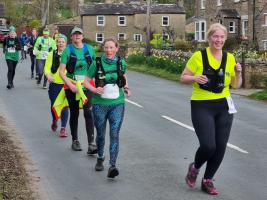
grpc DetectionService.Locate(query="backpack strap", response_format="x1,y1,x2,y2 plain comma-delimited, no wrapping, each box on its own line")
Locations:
201,49,210,70
83,44,92,67
219,51,227,71
68,44,75,55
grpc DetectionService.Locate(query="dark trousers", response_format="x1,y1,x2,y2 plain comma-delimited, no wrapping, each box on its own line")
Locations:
29,51,36,75
191,98,233,179
65,89,95,145
36,59,47,86
48,83,69,128
6,59,18,85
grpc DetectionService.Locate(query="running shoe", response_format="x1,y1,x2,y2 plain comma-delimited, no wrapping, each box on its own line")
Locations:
59,127,67,138
51,121,58,132
95,157,105,171
71,140,82,151
201,179,219,195
185,162,199,188
87,144,97,155
107,166,119,178
6,84,11,89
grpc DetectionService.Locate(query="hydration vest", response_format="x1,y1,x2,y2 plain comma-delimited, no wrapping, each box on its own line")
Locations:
95,56,126,88
38,37,53,52
66,44,92,74
51,50,61,74
199,49,227,93
5,37,20,50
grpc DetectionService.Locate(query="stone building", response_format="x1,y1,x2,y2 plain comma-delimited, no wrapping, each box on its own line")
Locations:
190,0,267,50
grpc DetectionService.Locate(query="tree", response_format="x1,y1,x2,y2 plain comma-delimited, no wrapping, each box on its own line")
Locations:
145,0,152,56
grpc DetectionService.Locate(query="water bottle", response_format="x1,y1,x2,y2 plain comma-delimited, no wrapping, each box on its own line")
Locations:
98,70,105,88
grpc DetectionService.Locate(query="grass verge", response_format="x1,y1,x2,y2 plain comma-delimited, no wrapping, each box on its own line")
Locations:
249,90,267,101
128,64,181,82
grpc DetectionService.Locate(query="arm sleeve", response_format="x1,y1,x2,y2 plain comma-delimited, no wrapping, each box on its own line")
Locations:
87,61,97,78
44,52,53,75
60,47,69,65
186,51,201,74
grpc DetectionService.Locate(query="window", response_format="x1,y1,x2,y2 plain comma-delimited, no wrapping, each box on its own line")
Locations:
118,33,126,41
229,21,235,33
217,0,222,6
162,16,169,26
96,33,104,43
118,16,126,26
195,21,206,42
97,16,105,26
218,19,223,24
263,41,267,50
242,20,248,37
163,33,169,41
201,0,205,9
133,34,142,42
264,14,267,26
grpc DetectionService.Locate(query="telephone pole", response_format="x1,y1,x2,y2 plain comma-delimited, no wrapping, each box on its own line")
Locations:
145,0,151,56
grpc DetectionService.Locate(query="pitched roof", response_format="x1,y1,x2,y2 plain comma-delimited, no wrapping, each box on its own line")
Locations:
80,3,185,16
216,9,240,19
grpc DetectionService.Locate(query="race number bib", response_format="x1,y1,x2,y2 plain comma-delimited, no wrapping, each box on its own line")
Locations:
7,47,16,53
226,96,237,114
41,51,48,59
101,84,119,99
74,75,85,81
23,45,28,51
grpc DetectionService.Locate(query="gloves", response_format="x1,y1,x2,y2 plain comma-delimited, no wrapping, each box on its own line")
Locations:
38,44,42,51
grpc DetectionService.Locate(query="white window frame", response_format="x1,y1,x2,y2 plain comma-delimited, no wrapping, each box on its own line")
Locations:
118,16,126,26
133,34,142,42
263,13,267,26
96,33,104,43
97,15,105,26
242,19,248,37
229,21,236,33
218,19,223,24
201,0,205,9
195,20,206,42
263,40,267,50
162,16,170,26
118,33,126,41
234,0,240,2
217,0,222,6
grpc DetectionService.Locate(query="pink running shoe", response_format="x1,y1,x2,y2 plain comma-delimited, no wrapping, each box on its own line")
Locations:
201,179,219,195
59,127,68,138
185,162,199,188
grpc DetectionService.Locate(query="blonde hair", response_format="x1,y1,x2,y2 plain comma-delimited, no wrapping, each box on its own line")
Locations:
103,37,119,48
206,23,227,40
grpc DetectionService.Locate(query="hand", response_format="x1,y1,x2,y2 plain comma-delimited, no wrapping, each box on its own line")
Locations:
235,63,242,76
124,87,131,98
94,87,104,95
195,75,208,84
69,84,78,93
46,74,54,83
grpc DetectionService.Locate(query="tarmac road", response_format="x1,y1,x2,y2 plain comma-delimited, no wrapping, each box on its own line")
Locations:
0,52,267,200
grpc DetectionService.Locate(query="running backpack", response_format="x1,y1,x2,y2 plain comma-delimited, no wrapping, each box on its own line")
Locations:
51,50,61,74
95,56,126,88
199,49,227,93
66,44,92,74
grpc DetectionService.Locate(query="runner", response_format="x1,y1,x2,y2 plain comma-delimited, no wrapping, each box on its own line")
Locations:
44,34,69,137
34,28,56,89
181,23,242,195
27,28,38,79
2,26,21,89
59,27,97,154
20,30,28,60
83,37,131,179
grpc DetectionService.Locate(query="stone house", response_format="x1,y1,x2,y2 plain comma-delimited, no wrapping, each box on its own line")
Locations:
190,0,267,51
79,1,185,44
0,3,7,28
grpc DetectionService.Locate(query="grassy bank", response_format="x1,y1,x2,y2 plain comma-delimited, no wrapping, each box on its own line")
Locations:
249,90,267,101
128,63,181,82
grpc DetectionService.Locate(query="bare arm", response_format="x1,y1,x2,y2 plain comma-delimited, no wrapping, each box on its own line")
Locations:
83,77,104,95
123,74,131,97
231,63,242,89
180,68,208,85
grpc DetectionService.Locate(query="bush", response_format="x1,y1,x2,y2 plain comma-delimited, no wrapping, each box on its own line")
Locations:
127,53,146,64
250,74,265,88
174,39,191,51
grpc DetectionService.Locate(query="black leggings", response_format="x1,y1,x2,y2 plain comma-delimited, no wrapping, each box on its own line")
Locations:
6,59,18,85
65,89,95,145
191,98,233,179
